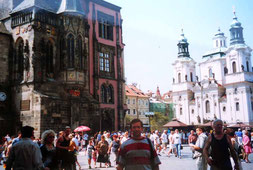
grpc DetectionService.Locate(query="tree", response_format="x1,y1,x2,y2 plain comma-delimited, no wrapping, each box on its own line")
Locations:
150,112,169,131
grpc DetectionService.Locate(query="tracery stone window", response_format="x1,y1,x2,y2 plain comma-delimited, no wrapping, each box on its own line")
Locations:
67,34,75,68
46,41,54,75
14,38,24,81
59,37,65,70
232,61,237,73
205,100,210,113
77,35,84,69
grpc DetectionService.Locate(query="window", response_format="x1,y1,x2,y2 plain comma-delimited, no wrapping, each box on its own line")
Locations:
77,36,83,69
236,102,239,111
232,61,236,73
101,85,107,103
190,72,193,82
46,41,53,74
133,99,135,104
59,38,65,70
98,11,114,40
209,68,212,78
101,84,114,104
206,100,210,113
223,106,226,112
133,109,136,114
107,85,114,103
128,99,130,104
216,40,218,47
67,34,75,68
251,102,253,111
178,73,181,83
180,108,182,115
191,109,194,114
246,61,249,72
16,39,24,81
99,52,110,72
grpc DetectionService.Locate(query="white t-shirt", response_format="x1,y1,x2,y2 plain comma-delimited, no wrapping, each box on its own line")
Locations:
161,133,168,143
173,133,181,144
150,134,155,142
153,133,160,145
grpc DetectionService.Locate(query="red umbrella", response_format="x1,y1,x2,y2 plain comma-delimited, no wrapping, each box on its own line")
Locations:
74,126,91,132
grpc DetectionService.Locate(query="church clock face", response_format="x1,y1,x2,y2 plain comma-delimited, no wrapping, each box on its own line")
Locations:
0,92,7,101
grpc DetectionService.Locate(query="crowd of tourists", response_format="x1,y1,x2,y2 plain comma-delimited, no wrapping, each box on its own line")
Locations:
0,119,253,170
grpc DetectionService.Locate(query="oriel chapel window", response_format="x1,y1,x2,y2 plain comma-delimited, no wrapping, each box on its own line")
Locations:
100,84,114,104
101,84,107,103
67,34,75,68
77,35,83,69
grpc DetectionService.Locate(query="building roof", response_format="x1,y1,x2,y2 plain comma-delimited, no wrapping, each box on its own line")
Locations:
12,0,61,13
0,21,10,35
57,0,85,15
125,84,149,98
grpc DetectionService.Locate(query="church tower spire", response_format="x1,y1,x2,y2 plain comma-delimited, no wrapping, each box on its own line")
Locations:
177,29,190,58
229,8,244,45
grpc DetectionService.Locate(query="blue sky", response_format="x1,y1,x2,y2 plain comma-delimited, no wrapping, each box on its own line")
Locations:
106,0,253,94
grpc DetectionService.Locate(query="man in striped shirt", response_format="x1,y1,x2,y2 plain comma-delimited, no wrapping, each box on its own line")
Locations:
117,119,161,170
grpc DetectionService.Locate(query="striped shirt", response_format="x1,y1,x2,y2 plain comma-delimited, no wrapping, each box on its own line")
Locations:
117,137,161,170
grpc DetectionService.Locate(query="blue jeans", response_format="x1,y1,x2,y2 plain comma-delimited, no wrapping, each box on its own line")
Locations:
175,144,181,157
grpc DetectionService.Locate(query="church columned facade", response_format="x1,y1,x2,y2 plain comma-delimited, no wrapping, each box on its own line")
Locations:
0,0,126,137
172,12,253,125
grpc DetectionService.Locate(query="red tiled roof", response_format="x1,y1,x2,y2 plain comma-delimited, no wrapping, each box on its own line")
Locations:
125,85,149,98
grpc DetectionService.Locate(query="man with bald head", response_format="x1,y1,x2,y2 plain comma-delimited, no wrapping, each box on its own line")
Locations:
203,119,239,170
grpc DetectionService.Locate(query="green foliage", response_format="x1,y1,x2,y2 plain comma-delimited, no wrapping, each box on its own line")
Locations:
150,112,169,131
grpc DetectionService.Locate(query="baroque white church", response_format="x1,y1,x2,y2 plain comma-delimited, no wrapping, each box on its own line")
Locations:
172,12,253,125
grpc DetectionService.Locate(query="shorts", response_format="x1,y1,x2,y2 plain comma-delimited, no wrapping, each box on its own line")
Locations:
88,153,92,159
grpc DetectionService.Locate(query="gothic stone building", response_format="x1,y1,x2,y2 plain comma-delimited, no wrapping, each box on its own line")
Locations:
0,0,126,137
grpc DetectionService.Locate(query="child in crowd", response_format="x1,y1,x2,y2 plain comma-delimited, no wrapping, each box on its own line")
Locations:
87,140,96,169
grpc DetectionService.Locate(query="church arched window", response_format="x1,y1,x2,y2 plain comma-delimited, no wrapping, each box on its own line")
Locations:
67,34,75,68
77,35,83,69
209,68,212,78
246,61,249,72
232,61,237,73
46,41,54,74
16,38,24,81
178,73,181,83
101,84,107,103
205,100,210,113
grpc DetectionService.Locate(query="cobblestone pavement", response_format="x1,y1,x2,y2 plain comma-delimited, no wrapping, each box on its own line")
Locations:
1,145,253,170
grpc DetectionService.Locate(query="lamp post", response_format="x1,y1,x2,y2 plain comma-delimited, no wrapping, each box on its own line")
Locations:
145,112,154,131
